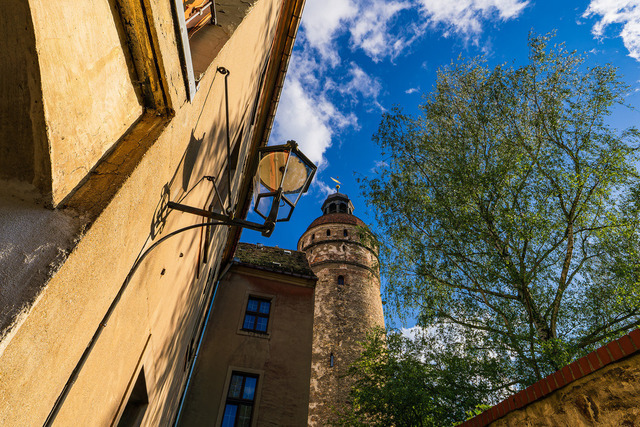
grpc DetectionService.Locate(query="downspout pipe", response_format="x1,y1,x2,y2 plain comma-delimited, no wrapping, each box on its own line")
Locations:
172,260,235,426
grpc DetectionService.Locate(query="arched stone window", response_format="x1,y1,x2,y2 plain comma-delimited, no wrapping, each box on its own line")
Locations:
337,275,344,285
343,229,348,237
329,203,337,213
339,204,347,213
326,229,331,236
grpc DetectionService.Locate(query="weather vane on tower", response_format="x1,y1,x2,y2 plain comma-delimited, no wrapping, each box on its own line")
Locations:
331,177,341,192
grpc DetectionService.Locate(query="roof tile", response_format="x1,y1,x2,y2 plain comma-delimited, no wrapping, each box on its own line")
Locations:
235,242,316,278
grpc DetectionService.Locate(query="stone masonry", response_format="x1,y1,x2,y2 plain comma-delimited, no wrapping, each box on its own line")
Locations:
298,192,385,426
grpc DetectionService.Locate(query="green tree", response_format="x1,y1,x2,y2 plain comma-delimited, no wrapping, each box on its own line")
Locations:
335,328,491,426
361,33,640,393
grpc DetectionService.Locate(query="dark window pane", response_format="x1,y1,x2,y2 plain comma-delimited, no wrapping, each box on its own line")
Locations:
258,301,270,314
228,375,243,398
244,298,271,333
237,405,252,427
256,317,268,332
242,376,257,400
247,299,259,312
221,404,237,427
243,315,256,330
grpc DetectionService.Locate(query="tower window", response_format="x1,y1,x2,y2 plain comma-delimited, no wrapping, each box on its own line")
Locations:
343,229,348,237
339,204,347,213
326,229,331,236
329,203,337,213
330,353,335,367
337,275,344,285
312,234,315,240
222,372,258,427
242,297,271,333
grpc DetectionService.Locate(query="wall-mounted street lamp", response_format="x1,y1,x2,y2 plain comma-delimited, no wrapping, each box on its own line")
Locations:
168,140,316,237
44,68,316,425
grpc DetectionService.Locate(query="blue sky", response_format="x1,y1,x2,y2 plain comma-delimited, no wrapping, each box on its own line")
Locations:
241,0,640,323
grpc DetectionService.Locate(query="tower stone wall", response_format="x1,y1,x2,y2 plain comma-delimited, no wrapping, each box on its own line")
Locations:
298,193,385,425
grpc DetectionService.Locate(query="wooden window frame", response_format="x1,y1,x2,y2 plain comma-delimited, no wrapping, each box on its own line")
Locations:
221,372,259,427
241,296,271,334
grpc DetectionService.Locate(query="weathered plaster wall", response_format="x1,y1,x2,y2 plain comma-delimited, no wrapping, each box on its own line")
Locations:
0,188,86,353
0,0,288,424
178,267,315,426
28,0,144,205
0,0,49,187
491,352,640,426
299,218,385,426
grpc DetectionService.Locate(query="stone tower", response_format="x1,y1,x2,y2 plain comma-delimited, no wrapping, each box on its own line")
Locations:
298,192,385,425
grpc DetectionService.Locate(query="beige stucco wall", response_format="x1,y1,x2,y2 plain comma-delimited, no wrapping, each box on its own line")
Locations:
29,0,144,204
0,0,48,187
491,353,640,426
177,267,316,426
0,0,290,424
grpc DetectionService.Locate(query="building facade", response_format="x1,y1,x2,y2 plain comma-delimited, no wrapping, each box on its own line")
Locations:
299,192,386,425
178,243,317,426
0,0,304,424
176,193,386,426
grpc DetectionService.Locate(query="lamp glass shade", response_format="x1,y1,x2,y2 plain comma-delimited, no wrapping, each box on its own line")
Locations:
254,192,276,220
258,151,309,194
253,141,317,223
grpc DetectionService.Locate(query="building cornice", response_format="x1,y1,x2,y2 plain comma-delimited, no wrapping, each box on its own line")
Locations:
299,239,380,263
309,259,379,276
232,263,317,288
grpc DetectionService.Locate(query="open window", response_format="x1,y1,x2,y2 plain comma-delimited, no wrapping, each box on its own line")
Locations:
184,0,217,37
172,0,256,99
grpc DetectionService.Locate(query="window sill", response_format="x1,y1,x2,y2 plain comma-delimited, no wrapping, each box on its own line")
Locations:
236,329,270,340
62,112,172,220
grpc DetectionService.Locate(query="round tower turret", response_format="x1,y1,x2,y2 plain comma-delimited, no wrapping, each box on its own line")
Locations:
298,192,384,426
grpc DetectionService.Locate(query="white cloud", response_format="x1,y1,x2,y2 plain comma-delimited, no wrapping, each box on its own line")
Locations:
334,63,384,110
401,325,424,340
271,75,356,168
301,0,358,65
271,47,358,169
405,87,419,94
349,0,413,61
370,160,389,172
313,179,335,198
584,0,640,61
416,0,529,42
272,0,530,177
301,0,414,63
375,160,389,168
302,0,529,64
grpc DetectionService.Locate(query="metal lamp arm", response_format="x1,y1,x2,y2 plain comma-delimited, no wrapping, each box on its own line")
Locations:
167,201,277,237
